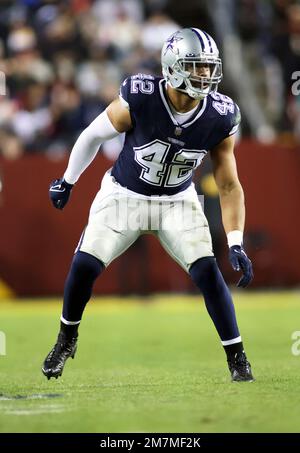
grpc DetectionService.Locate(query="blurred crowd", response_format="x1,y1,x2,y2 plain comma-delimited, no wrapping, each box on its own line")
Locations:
0,0,180,159
231,0,300,142
0,0,299,160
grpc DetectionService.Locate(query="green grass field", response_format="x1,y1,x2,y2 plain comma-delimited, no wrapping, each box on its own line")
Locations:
0,292,300,433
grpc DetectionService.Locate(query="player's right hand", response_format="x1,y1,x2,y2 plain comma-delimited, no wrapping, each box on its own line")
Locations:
49,178,73,210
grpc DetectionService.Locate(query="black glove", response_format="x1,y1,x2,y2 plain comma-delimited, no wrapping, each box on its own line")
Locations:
229,245,253,288
49,178,73,210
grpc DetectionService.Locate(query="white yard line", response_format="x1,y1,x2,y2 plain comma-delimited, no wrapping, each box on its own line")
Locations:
3,404,67,416
0,394,62,401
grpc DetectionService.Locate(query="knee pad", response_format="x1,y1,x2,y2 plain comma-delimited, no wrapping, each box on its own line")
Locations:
71,251,104,281
189,256,221,289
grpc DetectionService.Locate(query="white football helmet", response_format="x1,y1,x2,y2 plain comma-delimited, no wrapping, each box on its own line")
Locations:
161,28,222,100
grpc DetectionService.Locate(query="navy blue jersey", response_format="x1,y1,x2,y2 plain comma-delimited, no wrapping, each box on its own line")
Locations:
111,74,241,196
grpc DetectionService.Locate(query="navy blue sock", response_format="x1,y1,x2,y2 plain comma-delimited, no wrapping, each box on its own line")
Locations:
189,257,241,348
61,251,104,333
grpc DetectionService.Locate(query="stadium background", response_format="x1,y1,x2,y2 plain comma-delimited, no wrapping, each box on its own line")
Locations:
0,0,300,435
0,0,299,296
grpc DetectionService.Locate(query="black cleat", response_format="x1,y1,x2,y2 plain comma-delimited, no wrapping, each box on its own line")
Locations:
227,351,255,382
42,332,77,380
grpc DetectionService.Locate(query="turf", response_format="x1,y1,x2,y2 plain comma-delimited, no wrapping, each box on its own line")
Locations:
0,292,300,433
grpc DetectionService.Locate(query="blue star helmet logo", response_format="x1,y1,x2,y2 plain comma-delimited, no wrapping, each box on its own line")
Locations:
164,33,184,56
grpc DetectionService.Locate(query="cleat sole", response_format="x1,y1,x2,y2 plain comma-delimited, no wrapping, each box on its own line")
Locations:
232,378,255,383
71,345,77,359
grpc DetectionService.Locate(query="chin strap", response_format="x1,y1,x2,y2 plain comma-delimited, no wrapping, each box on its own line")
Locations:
176,86,207,100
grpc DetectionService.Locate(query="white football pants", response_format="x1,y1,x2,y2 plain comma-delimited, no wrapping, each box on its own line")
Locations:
77,170,214,272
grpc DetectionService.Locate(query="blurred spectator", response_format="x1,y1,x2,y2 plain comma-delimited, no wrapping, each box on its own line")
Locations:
141,12,179,53
0,130,23,159
97,9,141,58
92,0,144,25
11,82,50,148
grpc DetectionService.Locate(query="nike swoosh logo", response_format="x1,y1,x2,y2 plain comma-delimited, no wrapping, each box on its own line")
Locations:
50,185,65,193
233,248,246,256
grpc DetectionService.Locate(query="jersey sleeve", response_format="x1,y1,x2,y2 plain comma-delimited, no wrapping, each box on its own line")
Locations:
119,74,155,114
119,77,131,109
226,103,241,137
119,76,139,127
210,92,241,146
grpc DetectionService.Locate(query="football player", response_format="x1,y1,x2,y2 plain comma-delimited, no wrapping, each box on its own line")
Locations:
42,28,254,382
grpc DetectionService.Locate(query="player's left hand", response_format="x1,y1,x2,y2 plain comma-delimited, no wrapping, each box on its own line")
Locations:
229,245,253,288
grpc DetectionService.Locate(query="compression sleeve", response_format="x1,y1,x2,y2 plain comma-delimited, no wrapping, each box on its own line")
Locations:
63,110,119,184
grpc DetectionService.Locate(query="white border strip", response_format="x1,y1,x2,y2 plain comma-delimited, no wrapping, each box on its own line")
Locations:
60,316,81,326
221,336,242,346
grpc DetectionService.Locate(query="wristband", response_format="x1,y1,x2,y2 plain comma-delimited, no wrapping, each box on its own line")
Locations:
227,230,243,247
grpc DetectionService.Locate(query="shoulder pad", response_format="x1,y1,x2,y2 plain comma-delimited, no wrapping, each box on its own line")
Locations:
119,74,156,111
210,91,241,137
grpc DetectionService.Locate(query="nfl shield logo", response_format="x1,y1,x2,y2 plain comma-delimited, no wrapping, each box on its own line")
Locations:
174,127,182,136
